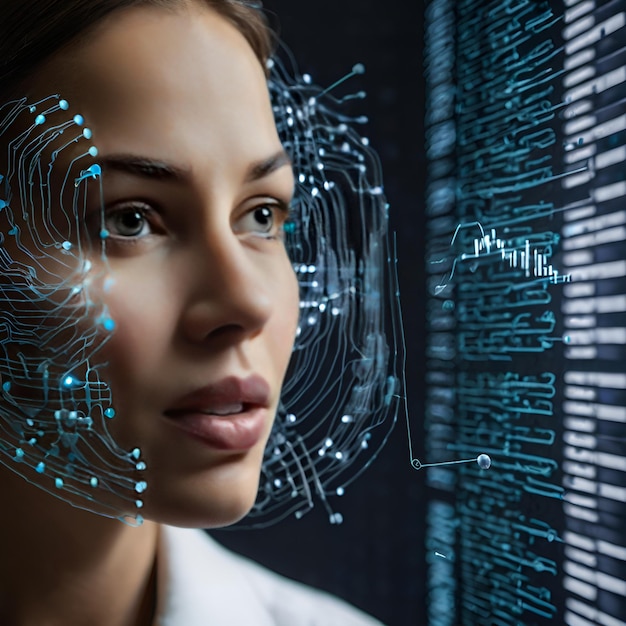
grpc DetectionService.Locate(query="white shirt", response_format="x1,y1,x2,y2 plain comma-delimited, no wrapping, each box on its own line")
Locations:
155,525,384,625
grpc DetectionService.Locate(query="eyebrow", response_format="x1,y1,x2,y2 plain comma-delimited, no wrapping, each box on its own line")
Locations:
98,149,292,184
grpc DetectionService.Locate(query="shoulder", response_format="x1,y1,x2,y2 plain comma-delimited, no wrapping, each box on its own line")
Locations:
156,525,383,626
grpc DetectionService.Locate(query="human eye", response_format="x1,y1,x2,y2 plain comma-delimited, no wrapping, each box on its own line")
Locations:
101,202,161,240
234,200,291,239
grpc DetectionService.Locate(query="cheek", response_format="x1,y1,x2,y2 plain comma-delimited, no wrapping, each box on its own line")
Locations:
98,269,175,381
272,266,300,363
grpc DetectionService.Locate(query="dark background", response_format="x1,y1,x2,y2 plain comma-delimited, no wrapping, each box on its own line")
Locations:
213,3,428,625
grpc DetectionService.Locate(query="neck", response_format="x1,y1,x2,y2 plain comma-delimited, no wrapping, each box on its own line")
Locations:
0,465,160,626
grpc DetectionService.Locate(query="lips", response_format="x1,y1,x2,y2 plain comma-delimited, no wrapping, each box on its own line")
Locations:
163,375,271,451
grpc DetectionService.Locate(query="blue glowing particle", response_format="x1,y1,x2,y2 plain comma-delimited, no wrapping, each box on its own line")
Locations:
477,454,492,470
90,477,99,487
104,407,116,419
2,381,11,393
59,99,69,110
136,462,146,471
131,448,141,459
135,481,147,494
61,241,72,251
329,512,344,524
83,128,92,140
99,229,110,240
55,478,64,489
34,114,46,125
73,114,84,126
36,462,45,474
14,448,24,461
63,375,78,387
136,500,144,509
102,318,116,332
88,146,98,157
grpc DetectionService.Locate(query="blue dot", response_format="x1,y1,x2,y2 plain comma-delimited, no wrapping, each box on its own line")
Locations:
136,500,144,508
73,114,84,126
136,462,146,471
55,478,64,489
88,146,98,157
103,318,116,332
15,448,24,460
99,229,110,240
36,462,45,474
90,477,99,487
477,454,492,470
35,114,45,125
135,481,147,494
104,407,116,419
83,128,92,140
2,381,11,393
132,448,141,459
59,99,69,110
62,241,72,251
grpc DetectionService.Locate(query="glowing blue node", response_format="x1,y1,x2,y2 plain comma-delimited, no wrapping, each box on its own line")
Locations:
59,99,69,110
135,481,147,494
2,381,11,393
88,146,98,157
55,478,64,489
99,229,109,240
14,448,24,460
73,114,84,125
90,477,98,487
330,512,344,524
336,487,345,496
136,500,144,508
36,462,45,474
131,448,141,459
352,63,365,74
61,241,72,251
477,454,492,470
63,375,78,387
34,114,45,125
83,128,92,139
136,462,146,471
102,318,115,332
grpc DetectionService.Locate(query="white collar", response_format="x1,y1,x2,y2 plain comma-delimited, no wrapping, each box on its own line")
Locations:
154,525,275,626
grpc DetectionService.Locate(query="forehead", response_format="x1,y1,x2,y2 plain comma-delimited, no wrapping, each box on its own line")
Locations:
24,4,279,172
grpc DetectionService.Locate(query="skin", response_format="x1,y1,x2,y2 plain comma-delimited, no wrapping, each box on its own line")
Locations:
0,3,300,625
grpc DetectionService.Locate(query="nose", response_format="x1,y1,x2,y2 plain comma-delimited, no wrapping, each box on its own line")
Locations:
179,229,275,345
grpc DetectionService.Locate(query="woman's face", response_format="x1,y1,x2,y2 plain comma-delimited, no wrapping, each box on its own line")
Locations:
24,3,300,527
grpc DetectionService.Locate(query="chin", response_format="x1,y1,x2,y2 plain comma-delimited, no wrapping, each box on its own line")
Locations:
141,461,263,529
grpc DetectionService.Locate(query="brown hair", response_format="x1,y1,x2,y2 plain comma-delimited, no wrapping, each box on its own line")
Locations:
0,0,274,99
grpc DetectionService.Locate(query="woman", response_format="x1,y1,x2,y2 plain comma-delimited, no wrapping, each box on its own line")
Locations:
0,0,390,624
